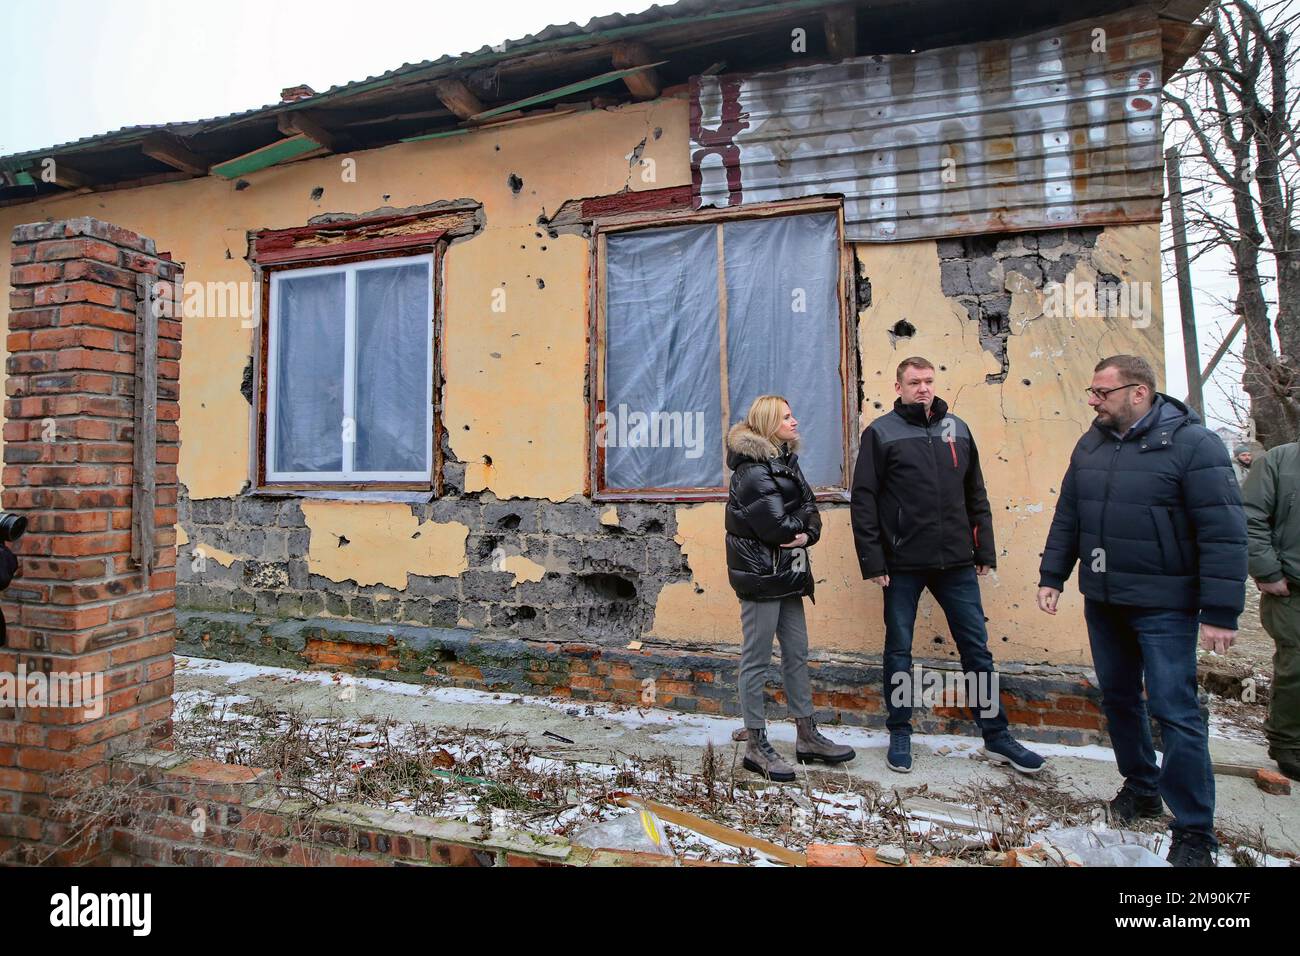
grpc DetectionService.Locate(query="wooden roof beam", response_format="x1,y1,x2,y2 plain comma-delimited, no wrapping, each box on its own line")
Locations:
611,42,663,100
44,161,93,191
277,111,340,153
432,78,484,120
141,132,209,176
823,5,858,61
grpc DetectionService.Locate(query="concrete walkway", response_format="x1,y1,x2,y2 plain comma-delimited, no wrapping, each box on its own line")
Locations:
174,655,1300,857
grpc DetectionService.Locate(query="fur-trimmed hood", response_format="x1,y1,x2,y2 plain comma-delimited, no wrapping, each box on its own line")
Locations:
726,421,798,469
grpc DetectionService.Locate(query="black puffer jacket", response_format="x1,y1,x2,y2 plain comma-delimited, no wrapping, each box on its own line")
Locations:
1038,394,1247,628
850,396,996,578
724,422,821,602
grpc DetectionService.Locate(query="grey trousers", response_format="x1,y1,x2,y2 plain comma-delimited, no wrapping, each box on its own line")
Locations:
738,596,814,729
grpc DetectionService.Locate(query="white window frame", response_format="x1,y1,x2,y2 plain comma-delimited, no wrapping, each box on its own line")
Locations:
265,253,435,483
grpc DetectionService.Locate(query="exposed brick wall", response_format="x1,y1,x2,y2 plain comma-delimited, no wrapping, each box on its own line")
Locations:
1,218,181,864
177,610,1106,744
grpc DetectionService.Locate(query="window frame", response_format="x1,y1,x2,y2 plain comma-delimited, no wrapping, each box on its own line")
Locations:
588,197,858,503
254,245,443,493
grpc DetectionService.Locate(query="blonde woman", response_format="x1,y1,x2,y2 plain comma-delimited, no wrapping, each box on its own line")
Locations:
725,395,855,780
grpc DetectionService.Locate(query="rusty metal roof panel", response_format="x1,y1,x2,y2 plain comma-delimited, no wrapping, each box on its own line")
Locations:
690,9,1166,241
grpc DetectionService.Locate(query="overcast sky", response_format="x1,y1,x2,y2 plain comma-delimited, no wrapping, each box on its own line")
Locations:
0,0,1253,434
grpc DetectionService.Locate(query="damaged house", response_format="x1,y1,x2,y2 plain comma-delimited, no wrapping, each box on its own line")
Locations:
0,0,1214,743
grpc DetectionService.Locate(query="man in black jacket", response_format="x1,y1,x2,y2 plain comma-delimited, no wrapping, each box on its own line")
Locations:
852,356,1044,775
1037,355,1247,867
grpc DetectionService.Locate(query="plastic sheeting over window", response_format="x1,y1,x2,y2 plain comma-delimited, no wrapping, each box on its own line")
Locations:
268,255,432,482
602,210,843,491
356,264,430,473
605,224,723,490
724,212,842,487
273,272,345,474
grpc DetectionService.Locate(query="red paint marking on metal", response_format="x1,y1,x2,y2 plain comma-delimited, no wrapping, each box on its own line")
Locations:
689,75,750,208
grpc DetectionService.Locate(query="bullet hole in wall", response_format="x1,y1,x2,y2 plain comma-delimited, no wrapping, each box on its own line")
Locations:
496,513,521,530
310,187,324,201
873,401,882,409
1022,378,1032,386
536,278,545,289
508,174,523,194
235,179,250,191
891,319,916,338
653,127,662,139
482,455,493,466
337,535,350,547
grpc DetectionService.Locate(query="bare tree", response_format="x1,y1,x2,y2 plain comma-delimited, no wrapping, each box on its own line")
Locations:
1165,0,1300,449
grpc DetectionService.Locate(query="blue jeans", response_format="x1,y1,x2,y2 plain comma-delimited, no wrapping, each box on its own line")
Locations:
1083,599,1215,841
882,566,1008,738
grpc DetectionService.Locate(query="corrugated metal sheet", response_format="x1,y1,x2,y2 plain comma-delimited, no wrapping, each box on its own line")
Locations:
689,10,1166,242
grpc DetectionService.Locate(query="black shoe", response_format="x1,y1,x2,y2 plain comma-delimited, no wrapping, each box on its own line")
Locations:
1167,831,1216,867
1276,753,1300,782
1109,784,1163,824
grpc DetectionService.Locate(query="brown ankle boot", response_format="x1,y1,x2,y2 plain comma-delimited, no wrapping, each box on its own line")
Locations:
742,728,796,781
795,716,856,764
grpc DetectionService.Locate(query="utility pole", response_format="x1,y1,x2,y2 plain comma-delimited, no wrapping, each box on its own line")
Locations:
1166,146,1203,417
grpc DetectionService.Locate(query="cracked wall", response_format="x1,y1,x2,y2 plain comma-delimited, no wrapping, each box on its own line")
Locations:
1,98,1161,667
853,224,1164,665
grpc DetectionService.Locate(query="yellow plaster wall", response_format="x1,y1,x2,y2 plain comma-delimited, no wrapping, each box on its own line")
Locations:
301,501,468,589
0,100,1163,663
0,99,689,504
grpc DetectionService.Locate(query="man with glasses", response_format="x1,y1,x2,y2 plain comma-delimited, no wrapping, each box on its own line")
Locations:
1037,355,1247,866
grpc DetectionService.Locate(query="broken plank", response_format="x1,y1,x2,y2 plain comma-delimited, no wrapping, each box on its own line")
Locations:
613,793,805,866
469,63,666,122
211,134,326,180
901,796,1005,836
1211,760,1267,779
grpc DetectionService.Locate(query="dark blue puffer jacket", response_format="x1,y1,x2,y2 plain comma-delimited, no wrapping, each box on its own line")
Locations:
1038,394,1247,629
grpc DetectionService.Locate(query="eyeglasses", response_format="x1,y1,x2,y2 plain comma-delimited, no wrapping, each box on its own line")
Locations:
1085,383,1141,401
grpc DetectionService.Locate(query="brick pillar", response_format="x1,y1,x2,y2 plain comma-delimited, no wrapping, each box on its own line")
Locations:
0,217,181,864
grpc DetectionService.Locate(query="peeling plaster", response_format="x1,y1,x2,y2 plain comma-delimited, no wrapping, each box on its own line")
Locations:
302,500,468,589
177,525,239,568
501,554,547,585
